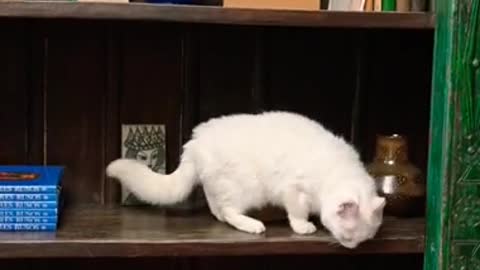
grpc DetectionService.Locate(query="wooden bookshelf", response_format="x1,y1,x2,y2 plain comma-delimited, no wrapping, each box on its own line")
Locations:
0,2,435,29
0,205,425,258
0,1,432,266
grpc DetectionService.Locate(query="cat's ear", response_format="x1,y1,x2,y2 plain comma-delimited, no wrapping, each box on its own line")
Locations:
337,201,359,219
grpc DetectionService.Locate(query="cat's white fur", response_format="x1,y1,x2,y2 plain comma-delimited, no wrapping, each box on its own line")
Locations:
106,111,385,249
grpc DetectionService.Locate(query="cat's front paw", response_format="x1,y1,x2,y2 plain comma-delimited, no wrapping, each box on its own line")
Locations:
241,220,266,234
290,220,317,235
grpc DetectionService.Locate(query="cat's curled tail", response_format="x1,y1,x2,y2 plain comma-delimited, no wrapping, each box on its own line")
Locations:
106,156,197,205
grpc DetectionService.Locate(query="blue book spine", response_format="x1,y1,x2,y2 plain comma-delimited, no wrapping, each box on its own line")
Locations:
0,223,57,231
0,186,58,193
0,201,57,209
0,216,57,223
0,209,57,217
0,165,63,194
0,193,58,201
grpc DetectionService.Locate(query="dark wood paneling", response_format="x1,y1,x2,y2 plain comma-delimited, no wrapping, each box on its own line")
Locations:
43,21,108,204
192,25,257,123
119,22,183,173
251,29,266,113
0,21,29,164
358,29,434,172
104,24,122,205
28,25,47,165
265,28,358,139
181,29,196,143
0,21,434,209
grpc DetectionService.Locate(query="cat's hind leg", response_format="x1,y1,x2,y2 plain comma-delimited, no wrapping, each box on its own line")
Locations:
221,207,266,234
204,189,224,222
283,187,317,235
203,174,265,234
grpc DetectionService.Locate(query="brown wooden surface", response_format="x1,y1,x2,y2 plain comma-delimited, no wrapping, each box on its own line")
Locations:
0,205,424,258
189,254,423,270
0,2,435,29
1,255,423,270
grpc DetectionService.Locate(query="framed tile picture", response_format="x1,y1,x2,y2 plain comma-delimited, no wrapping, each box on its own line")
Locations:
121,124,166,205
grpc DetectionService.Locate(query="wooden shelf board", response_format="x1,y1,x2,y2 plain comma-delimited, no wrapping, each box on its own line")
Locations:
0,2,435,29
0,205,425,258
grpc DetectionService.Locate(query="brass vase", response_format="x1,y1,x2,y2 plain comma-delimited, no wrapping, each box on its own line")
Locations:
367,134,426,217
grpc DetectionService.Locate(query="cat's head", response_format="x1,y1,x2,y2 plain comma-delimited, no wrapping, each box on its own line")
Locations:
320,195,385,249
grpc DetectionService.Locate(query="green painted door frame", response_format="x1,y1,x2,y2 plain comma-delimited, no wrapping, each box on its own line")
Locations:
424,0,480,269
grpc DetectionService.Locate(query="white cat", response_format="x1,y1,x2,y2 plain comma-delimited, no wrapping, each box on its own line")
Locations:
106,111,385,249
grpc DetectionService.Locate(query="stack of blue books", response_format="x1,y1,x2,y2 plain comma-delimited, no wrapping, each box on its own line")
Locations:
0,165,64,232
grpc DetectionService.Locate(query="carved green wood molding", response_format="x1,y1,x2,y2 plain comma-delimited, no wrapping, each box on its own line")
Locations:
425,0,480,269
451,0,480,268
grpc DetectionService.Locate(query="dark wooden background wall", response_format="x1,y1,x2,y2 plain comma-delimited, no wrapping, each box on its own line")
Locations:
0,18,433,206
0,18,432,269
